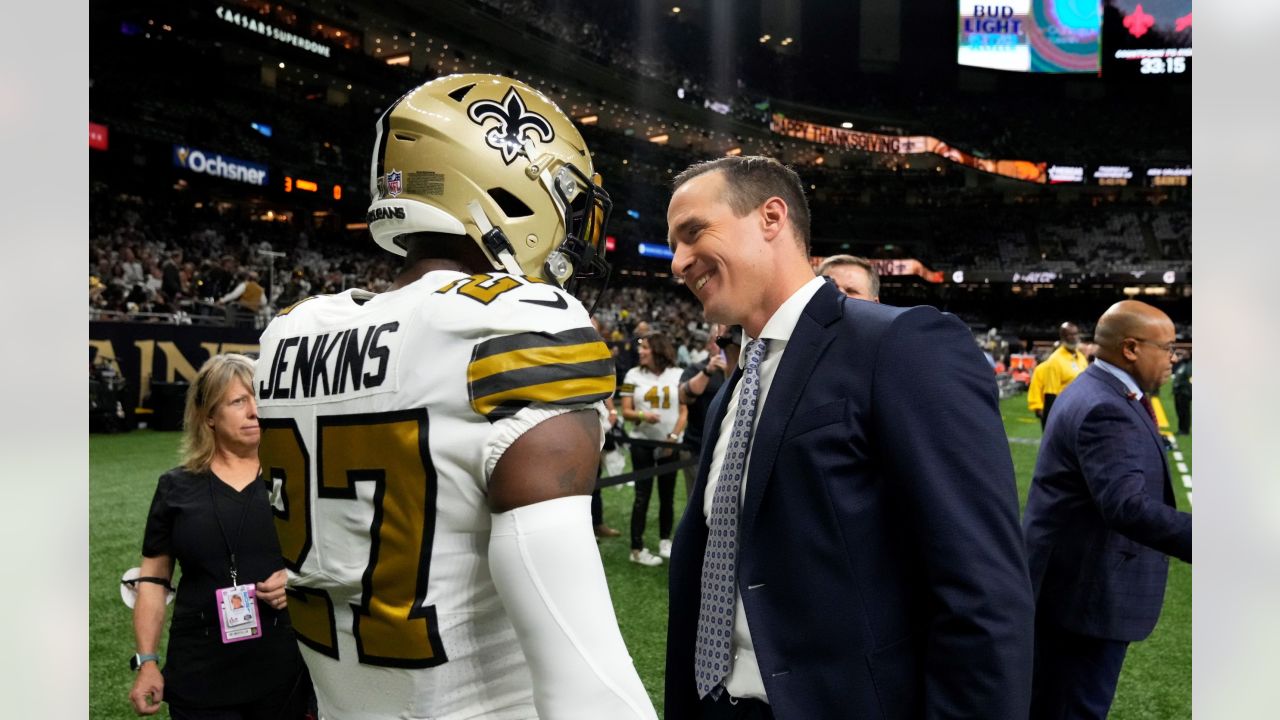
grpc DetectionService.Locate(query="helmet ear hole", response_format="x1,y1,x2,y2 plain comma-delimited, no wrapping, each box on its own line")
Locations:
487,188,534,219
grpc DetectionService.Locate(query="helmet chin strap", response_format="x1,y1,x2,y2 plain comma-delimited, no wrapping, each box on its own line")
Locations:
466,200,524,277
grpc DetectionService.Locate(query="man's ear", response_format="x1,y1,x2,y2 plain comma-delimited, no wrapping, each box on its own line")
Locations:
759,197,789,242
1121,339,1140,363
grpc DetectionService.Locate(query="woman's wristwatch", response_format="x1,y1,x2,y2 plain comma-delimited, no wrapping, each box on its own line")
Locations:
130,652,160,671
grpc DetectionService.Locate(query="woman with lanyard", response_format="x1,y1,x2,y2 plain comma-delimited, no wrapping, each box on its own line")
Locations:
619,332,688,567
128,353,311,718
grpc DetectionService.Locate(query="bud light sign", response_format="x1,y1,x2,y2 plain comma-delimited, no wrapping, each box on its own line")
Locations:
959,0,1100,73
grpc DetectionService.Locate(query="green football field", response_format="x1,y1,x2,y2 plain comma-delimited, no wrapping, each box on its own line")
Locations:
89,387,1191,719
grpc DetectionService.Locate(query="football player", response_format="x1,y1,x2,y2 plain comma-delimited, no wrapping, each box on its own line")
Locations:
255,74,657,720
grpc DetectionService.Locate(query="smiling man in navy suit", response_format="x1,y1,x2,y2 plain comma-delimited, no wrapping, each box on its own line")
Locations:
663,155,1034,720
1024,300,1193,719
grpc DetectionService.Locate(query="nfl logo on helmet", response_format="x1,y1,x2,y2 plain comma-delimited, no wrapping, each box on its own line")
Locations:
386,169,403,196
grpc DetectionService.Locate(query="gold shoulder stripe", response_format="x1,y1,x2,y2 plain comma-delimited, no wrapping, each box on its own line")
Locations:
472,375,616,421
470,358,615,401
618,383,636,394
469,341,612,383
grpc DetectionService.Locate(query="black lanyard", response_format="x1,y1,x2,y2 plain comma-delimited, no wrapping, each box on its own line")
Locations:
208,471,256,586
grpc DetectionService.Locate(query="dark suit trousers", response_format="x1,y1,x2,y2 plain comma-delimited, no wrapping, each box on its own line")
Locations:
1040,393,1058,430
630,444,676,550
1175,392,1191,435
1030,615,1129,720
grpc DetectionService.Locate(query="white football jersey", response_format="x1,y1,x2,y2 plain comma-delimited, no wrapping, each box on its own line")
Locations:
255,270,614,720
619,366,684,440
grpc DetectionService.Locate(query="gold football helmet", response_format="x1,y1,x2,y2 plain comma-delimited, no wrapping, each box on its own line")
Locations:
367,74,611,285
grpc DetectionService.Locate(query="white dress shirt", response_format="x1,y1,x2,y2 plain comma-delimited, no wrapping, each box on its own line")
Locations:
1093,357,1142,399
701,276,825,700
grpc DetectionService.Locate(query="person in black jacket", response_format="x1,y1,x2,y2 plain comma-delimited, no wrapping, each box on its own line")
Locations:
128,353,311,719
678,324,738,499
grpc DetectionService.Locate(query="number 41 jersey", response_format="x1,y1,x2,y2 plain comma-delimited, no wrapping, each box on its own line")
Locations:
254,270,615,720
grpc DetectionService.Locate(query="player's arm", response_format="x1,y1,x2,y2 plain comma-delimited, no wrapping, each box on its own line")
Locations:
129,554,172,715
488,409,599,512
487,410,658,719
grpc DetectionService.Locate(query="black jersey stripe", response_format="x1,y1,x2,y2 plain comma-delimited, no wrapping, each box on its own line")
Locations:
470,327,604,363
469,358,615,401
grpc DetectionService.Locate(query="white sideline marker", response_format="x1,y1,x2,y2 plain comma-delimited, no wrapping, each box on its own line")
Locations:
1176,462,1189,474
1173,451,1184,462
1182,474,1192,488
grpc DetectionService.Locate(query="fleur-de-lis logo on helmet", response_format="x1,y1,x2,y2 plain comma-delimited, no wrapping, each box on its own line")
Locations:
467,87,555,165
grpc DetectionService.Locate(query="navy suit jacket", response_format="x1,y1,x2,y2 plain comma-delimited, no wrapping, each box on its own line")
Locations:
1023,363,1192,642
665,283,1034,720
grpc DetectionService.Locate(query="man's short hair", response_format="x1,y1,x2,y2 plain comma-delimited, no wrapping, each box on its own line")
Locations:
671,156,811,253
817,254,881,299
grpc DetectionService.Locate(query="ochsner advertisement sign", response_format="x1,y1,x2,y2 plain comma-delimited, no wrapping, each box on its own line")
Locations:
173,145,269,186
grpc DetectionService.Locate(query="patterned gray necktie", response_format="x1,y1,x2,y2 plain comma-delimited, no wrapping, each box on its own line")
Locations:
694,337,768,699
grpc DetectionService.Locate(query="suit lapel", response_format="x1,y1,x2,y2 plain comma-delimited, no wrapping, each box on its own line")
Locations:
739,285,841,538
1086,365,1172,480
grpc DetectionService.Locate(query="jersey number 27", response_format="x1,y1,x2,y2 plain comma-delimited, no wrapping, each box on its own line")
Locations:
259,408,447,668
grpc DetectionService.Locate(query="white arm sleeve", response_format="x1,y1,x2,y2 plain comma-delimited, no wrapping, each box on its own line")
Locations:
489,495,658,720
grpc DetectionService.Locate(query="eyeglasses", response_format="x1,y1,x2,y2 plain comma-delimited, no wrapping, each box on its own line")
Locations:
1130,337,1176,356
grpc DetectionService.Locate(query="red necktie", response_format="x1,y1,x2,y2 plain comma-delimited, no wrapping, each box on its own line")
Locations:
1137,394,1157,423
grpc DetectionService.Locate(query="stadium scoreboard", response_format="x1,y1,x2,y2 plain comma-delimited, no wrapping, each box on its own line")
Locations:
1102,0,1192,78
958,0,1191,77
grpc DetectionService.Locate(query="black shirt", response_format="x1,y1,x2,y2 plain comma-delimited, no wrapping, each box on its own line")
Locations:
143,467,302,708
679,361,727,451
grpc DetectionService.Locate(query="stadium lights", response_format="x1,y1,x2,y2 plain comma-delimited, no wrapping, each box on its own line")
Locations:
577,114,598,125
649,134,669,145
781,37,794,46
841,121,853,129
759,34,771,43
332,185,342,200
672,6,681,13
726,147,742,156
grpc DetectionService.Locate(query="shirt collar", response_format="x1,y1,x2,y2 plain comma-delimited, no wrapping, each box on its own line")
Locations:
740,277,825,367
1093,357,1142,399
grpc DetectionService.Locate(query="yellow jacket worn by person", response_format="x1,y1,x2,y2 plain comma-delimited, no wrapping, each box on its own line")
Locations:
1027,345,1089,415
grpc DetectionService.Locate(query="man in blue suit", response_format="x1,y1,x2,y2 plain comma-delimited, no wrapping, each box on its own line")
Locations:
663,155,1034,720
1023,300,1192,719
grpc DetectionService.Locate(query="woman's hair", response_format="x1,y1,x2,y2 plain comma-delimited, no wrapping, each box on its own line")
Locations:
640,332,677,373
180,353,256,472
